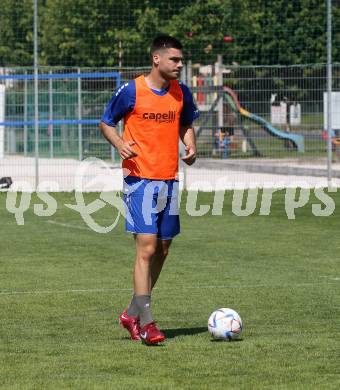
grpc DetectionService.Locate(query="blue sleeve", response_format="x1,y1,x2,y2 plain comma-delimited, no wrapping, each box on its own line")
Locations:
101,80,136,126
179,82,200,126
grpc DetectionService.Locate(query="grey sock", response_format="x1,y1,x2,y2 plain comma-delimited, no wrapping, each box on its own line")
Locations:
126,294,139,318
135,295,152,327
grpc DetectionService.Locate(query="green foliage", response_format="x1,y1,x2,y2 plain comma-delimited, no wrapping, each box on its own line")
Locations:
0,0,33,66
0,0,339,67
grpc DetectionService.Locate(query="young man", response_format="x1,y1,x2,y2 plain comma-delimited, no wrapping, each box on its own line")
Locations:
100,35,199,345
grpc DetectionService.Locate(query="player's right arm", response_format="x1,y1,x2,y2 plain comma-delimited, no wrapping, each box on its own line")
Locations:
99,122,137,159
99,81,138,159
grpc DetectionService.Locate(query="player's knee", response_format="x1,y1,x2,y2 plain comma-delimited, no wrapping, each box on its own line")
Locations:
161,247,169,259
140,243,157,260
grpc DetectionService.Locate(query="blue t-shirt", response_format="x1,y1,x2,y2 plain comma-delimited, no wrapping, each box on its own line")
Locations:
101,80,199,127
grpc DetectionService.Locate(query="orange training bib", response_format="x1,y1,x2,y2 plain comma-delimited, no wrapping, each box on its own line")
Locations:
122,75,183,180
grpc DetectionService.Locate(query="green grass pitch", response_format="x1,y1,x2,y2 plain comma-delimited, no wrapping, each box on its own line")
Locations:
1,191,340,389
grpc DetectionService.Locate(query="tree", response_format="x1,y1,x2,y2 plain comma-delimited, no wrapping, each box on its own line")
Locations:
0,0,33,66
0,0,339,67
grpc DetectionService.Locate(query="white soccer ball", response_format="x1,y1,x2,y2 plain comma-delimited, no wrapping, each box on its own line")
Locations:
208,308,243,341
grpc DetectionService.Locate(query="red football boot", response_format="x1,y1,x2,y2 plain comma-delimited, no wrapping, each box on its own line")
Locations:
119,310,141,340
139,322,165,345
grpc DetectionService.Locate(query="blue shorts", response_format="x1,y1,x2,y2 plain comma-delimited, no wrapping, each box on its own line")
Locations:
123,176,180,239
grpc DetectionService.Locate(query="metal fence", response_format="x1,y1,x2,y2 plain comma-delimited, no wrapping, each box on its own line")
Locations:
1,63,340,190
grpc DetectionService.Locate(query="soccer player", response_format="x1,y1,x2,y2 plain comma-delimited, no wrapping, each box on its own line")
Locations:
100,35,199,345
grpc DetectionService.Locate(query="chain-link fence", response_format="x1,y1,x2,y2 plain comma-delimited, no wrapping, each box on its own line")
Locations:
2,1,340,67
1,63,340,189
1,1,340,190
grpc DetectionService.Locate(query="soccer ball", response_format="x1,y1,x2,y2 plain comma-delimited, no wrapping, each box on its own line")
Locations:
208,308,243,341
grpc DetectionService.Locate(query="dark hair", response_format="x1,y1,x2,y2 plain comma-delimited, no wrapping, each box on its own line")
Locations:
151,35,183,54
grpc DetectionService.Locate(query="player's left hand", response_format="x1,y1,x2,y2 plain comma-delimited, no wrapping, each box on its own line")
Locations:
181,145,196,166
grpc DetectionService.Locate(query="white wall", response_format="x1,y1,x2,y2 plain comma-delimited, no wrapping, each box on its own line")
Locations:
324,92,340,131
0,84,5,159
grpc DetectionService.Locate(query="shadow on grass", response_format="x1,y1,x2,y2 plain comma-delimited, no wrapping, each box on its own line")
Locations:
210,338,243,343
162,326,207,339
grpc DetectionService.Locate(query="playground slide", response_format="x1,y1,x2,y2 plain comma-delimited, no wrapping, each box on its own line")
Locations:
224,87,305,153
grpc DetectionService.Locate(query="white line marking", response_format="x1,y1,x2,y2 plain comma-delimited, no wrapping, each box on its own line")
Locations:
0,281,338,296
0,288,132,296
46,220,92,231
